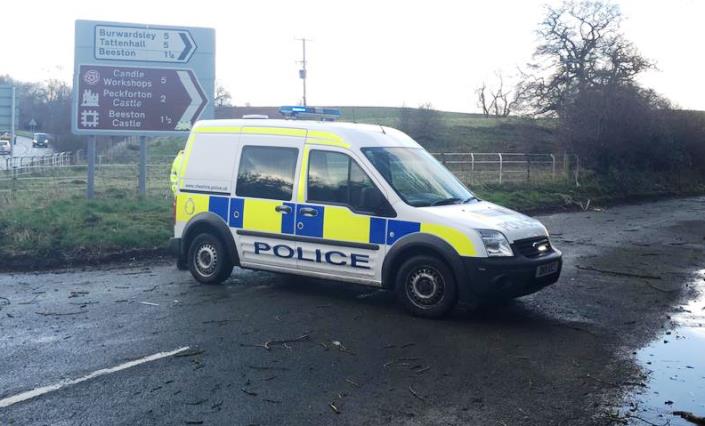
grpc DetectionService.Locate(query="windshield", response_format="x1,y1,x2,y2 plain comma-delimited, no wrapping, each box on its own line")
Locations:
362,147,475,207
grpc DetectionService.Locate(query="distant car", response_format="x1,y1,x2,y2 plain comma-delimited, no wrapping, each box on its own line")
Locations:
0,130,11,140
33,133,50,148
0,139,10,155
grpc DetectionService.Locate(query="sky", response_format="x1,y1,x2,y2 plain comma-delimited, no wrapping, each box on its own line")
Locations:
2,0,704,113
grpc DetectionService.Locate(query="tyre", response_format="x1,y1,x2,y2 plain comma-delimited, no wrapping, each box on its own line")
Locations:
187,233,233,284
395,255,458,318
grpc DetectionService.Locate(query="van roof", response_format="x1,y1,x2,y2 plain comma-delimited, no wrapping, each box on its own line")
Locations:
192,119,420,149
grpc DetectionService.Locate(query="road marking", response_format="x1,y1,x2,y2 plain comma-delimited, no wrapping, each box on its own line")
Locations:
0,346,190,408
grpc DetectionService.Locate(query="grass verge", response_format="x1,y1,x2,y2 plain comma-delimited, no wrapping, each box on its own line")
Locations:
0,191,171,270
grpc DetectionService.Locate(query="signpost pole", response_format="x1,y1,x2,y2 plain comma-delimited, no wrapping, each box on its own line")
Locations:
139,136,146,196
86,136,95,199
10,86,15,157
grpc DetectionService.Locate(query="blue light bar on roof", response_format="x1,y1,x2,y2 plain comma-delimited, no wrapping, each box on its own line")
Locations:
279,106,341,121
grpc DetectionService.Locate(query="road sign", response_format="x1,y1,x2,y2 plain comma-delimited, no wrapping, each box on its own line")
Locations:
0,86,19,130
72,20,215,136
75,65,207,133
94,24,196,63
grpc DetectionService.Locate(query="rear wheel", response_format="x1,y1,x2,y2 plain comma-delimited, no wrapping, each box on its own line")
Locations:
187,233,233,284
395,255,458,318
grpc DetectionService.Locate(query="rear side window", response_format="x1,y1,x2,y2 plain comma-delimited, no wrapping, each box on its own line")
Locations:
236,146,298,200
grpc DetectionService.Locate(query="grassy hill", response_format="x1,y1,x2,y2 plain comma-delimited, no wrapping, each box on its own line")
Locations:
135,105,559,162
216,106,559,153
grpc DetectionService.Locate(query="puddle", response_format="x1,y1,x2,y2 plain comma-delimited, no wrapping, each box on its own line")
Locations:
625,271,705,425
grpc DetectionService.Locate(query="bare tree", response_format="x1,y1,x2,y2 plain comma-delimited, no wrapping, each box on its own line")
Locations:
522,0,653,115
476,83,491,117
476,72,527,117
214,83,232,107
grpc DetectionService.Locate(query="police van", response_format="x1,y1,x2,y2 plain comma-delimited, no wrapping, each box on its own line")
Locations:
169,119,562,317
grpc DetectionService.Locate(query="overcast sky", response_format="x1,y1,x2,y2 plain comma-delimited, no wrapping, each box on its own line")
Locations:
3,0,703,112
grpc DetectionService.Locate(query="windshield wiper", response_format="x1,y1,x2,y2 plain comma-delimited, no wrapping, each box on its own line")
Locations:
431,197,462,206
462,196,478,203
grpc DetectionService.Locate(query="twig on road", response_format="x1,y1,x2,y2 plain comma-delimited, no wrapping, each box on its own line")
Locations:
575,265,662,280
581,373,646,388
408,385,426,402
35,310,85,316
256,334,310,350
174,349,205,358
329,400,340,414
240,388,258,396
673,411,705,426
645,282,681,293
345,378,361,388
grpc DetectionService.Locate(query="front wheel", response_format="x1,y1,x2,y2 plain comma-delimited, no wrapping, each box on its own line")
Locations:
187,233,233,284
395,255,458,318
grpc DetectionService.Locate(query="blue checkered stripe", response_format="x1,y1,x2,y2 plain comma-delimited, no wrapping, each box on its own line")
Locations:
207,196,421,246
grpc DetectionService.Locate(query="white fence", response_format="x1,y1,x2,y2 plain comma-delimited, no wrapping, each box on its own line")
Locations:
2,152,74,173
431,152,580,185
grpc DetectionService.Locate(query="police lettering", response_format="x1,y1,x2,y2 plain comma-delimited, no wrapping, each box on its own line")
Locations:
253,242,370,269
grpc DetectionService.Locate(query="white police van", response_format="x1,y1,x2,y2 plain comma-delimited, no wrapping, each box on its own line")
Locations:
169,119,561,317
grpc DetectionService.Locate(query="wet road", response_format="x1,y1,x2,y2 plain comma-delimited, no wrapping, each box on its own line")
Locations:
11,135,53,157
1,197,704,425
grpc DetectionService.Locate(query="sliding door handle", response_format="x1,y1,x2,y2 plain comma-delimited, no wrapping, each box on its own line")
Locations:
299,207,318,217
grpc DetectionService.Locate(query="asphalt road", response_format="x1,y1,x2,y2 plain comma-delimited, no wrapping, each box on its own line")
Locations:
12,135,54,157
1,197,704,425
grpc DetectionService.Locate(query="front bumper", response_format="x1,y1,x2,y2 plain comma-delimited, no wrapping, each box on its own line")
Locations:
460,249,562,303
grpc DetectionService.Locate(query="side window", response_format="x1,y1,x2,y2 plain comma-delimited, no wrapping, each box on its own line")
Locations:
236,146,298,200
307,150,390,215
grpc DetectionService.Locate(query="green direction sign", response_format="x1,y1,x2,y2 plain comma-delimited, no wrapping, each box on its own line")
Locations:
72,20,215,137
0,86,18,130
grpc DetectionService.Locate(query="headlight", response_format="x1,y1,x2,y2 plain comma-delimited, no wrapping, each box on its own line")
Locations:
479,230,513,257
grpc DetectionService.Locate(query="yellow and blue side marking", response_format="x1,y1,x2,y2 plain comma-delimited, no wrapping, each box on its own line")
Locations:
176,194,476,256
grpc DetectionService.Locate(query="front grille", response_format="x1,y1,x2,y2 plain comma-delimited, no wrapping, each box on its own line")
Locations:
513,236,552,258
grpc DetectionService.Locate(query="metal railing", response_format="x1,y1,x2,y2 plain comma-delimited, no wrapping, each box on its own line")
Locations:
432,152,580,185
2,152,74,172
0,151,581,204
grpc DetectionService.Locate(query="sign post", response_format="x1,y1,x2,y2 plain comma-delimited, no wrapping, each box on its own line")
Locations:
72,20,215,198
0,86,18,182
87,136,96,199
139,135,146,195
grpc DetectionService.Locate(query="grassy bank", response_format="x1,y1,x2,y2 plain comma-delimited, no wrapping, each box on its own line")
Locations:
1,175,703,269
0,192,171,269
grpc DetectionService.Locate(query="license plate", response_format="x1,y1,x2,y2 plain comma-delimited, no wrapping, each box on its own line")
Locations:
536,261,559,278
